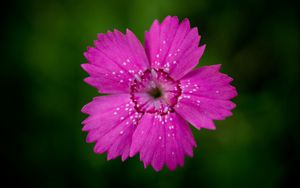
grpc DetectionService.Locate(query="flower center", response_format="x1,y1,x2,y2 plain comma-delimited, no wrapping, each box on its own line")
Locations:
130,69,181,115
148,87,162,99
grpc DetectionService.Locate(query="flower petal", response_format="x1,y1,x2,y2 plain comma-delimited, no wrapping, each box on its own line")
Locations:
83,29,149,94
82,94,142,161
144,16,205,80
130,112,196,171
174,64,237,130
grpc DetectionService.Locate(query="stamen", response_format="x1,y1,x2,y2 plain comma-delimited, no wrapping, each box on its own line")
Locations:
151,69,158,78
150,81,156,88
134,74,141,82
153,101,159,110
163,106,169,113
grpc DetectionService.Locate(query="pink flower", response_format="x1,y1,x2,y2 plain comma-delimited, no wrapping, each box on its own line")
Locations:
82,16,237,171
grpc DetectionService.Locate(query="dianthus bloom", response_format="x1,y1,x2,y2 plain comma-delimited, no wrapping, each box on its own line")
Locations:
82,16,237,171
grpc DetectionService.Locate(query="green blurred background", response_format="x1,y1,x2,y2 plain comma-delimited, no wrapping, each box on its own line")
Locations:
3,0,299,187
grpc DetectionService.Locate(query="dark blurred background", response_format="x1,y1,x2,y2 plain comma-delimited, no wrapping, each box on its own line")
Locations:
2,0,299,187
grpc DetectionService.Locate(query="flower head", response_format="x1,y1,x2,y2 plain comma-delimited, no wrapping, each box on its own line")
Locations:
82,16,237,171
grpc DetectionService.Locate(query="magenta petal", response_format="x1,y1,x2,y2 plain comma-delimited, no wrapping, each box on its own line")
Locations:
83,29,149,94
150,117,166,171
82,94,142,160
144,16,205,80
175,64,237,130
130,112,196,171
174,103,217,130
129,113,154,157
94,119,135,161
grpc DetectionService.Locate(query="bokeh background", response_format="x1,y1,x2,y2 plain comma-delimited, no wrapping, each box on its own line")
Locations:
3,0,299,187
